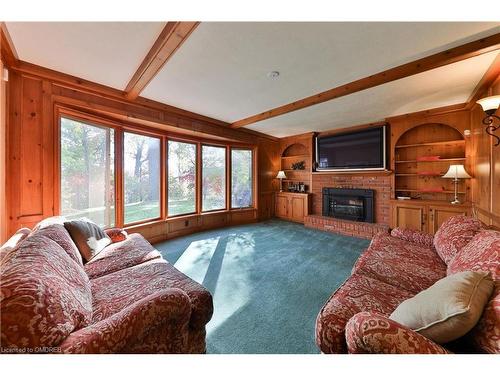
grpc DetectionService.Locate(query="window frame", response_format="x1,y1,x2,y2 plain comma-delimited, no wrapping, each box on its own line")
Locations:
56,107,257,231
201,143,228,213
230,147,255,210
56,111,121,228
122,129,163,226
166,137,198,218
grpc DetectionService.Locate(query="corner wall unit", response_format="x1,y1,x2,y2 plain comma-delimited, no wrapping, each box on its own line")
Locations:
279,133,313,194
389,110,472,233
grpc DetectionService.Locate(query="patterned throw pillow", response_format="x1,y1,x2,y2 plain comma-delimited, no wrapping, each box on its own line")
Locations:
433,215,483,264
64,220,111,263
447,229,500,353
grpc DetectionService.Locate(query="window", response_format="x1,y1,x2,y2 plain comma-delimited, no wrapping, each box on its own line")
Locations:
202,145,226,211
168,140,196,216
123,132,161,223
231,149,253,208
60,117,115,227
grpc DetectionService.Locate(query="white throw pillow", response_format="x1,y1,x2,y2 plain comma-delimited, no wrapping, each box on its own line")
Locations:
389,271,494,344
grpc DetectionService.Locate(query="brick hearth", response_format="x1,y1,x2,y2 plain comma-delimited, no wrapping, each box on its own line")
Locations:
305,214,389,239
305,173,391,239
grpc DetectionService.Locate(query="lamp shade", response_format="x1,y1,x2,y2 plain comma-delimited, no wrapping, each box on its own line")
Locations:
477,95,500,115
276,170,287,179
442,165,471,179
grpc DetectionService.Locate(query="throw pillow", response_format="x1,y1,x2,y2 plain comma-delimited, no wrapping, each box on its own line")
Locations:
64,220,111,262
389,270,494,344
433,215,483,264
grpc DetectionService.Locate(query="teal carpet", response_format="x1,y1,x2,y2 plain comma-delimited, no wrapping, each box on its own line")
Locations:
155,219,370,354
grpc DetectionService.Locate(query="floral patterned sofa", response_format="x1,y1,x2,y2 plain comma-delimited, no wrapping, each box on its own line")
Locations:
315,215,499,354
0,221,213,354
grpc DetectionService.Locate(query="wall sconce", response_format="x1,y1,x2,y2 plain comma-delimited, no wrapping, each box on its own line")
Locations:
476,95,500,146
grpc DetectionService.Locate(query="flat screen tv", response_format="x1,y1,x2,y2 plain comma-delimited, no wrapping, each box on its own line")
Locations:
315,126,387,171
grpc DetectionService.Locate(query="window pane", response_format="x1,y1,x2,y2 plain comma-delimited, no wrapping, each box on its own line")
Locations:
231,149,253,208
202,145,226,211
168,141,196,216
60,117,115,227
124,132,160,223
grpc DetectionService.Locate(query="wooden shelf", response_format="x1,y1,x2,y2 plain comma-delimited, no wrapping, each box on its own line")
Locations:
395,173,443,177
283,169,309,173
395,140,465,149
281,154,309,159
395,158,466,164
395,189,465,194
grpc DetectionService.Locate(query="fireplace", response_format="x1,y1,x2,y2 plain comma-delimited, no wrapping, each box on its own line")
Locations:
322,188,374,223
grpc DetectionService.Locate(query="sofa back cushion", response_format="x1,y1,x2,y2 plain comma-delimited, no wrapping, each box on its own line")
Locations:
35,224,83,266
447,229,499,353
433,215,483,264
0,232,92,349
0,228,31,263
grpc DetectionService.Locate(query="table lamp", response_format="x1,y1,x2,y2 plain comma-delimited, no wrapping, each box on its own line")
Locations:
276,170,287,192
442,165,471,204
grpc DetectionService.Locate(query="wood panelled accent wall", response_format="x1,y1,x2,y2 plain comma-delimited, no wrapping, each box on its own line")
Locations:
4,67,280,239
470,77,500,227
0,59,6,242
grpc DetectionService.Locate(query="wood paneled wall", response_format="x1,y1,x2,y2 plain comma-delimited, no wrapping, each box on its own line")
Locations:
0,59,6,242
4,68,280,239
470,77,500,227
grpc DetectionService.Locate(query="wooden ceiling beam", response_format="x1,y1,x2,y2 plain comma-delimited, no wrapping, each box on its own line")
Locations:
0,22,19,67
231,32,500,129
465,51,500,109
124,22,199,100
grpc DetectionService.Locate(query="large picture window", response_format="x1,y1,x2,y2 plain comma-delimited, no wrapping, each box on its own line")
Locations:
168,140,196,216
123,132,161,224
202,145,226,211
60,117,115,227
231,149,253,208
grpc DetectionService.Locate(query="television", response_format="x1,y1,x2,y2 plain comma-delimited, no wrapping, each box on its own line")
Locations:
315,126,387,171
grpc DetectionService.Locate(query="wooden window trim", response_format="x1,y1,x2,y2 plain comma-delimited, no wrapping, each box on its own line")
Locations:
55,106,259,229
166,138,198,218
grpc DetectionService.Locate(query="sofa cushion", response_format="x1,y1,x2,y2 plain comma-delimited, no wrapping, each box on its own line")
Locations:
36,224,83,266
90,258,213,330
353,233,447,294
433,215,483,264
84,233,161,279
0,232,92,349
104,228,128,243
390,271,494,344
315,273,414,353
447,230,499,353
64,220,111,262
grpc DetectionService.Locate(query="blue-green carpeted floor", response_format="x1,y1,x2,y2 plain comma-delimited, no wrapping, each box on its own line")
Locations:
155,219,369,354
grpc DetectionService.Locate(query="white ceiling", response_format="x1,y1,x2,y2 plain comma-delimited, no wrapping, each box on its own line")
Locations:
5,22,500,138
247,51,499,137
6,22,166,90
142,22,500,125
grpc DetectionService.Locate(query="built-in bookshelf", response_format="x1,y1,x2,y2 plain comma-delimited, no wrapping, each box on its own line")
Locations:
280,140,312,193
394,123,467,201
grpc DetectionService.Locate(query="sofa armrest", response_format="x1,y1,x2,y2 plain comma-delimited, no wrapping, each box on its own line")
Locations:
58,289,191,353
345,312,450,354
104,228,128,243
390,227,434,248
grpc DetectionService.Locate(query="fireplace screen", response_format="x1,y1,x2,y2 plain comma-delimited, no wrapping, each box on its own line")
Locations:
322,188,374,223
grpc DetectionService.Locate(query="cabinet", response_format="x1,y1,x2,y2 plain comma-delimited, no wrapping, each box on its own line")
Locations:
391,200,471,235
275,192,311,223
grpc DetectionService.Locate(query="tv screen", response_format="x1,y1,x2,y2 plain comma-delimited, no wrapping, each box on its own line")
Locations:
315,126,386,171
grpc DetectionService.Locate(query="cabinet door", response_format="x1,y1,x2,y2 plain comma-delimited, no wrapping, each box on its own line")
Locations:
393,204,426,231
290,196,305,222
275,195,288,218
428,206,468,235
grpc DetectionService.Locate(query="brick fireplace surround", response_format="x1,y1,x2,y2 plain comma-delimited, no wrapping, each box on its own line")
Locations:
304,174,391,239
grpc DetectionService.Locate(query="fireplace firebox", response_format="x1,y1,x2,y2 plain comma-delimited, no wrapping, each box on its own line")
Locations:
322,188,374,223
